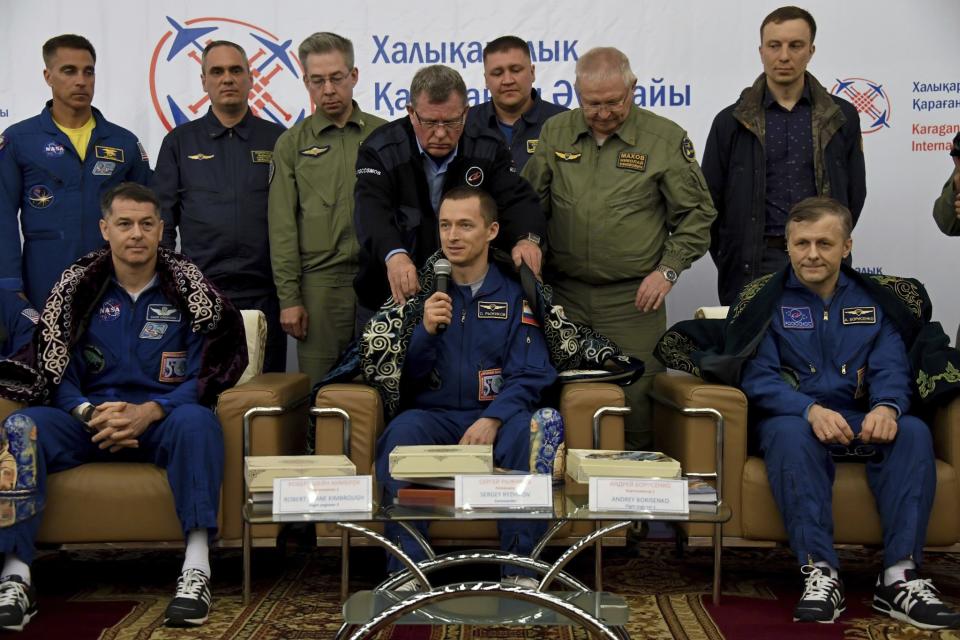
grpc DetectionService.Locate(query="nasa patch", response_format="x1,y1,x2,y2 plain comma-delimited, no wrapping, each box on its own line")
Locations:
98,298,122,322
465,166,484,187
44,141,64,158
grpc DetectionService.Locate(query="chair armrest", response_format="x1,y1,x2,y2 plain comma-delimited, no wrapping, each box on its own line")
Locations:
559,383,626,450
933,394,960,467
314,383,384,475
0,399,25,423
216,372,312,540
652,371,749,535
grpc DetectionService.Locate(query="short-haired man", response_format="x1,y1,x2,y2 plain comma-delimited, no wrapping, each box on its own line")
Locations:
703,6,866,305
0,292,37,359
522,47,716,450
354,64,546,322
465,36,567,171
932,131,960,237
0,183,246,630
0,34,151,307
374,187,555,587
269,32,386,386
152,40,287,372
740,197,960,628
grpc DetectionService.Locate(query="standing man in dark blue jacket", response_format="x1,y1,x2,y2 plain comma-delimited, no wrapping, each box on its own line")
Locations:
151,41,286,372
374,187,555,589
702,6,865,305
0,34,151,308
353,65,546,322
465,36,567,172
740,197,959,629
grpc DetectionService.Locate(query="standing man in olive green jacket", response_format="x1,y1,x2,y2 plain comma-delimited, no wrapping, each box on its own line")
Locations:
522,47,716,450
268,32,386,386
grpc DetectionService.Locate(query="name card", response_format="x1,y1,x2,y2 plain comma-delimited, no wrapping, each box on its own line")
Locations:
273,476,373,514
455,474,552,509
589,477,688,513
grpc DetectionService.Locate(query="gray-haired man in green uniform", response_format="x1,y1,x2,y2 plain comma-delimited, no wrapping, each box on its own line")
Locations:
522,47,716,449
268,32,386,386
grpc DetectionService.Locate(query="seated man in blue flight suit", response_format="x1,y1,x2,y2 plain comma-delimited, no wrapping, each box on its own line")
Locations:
374,186,556,589
0,183,246,631
740,197,960,629
0,292,37,359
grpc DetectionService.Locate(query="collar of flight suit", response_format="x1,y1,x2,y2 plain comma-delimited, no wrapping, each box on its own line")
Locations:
308,100,367,137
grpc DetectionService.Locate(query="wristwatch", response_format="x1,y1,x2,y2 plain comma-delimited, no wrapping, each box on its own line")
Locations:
517,233,542,247
71,402,96,425
656,264,679,283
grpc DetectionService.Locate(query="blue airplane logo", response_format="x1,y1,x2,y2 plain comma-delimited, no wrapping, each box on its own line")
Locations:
249,33,298,76
834,78,854,94
165,16,218,61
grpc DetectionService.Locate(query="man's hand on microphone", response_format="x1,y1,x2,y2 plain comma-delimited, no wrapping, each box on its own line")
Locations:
386,252,420,305
423,291,453,335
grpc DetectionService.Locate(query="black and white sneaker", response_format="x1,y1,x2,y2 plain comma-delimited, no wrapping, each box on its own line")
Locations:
873,570,960,630
0,576,37,631
164,568,212,627
793,565,845,623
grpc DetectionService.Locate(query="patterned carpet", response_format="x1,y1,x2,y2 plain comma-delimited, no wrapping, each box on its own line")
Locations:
17,540,960,639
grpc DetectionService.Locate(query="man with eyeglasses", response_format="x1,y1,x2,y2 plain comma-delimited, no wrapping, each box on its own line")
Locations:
737,196,960,629
465,36,567,172
522,47,716,451
353,64,545,324
152,40,287,373
268,33,386,387
702,6,865,306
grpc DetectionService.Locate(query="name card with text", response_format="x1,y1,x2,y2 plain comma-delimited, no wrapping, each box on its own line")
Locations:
455,474,553,509
273,476,373,514
589,477,688,513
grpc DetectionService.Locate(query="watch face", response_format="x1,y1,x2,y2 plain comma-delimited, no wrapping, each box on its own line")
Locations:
660,267,678,282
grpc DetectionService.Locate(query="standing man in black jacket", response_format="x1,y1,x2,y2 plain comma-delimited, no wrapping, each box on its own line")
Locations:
353,65,545,321
151,41,286,371
702,6,866,305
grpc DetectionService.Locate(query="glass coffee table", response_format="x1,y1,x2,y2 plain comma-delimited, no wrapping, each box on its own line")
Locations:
243,484,731,640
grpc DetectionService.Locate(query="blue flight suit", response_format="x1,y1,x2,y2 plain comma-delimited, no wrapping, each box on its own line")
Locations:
0,290,37,358
0,278,222,562
464,90,568,171
151,108,286,372
375,261,557,576
0,102,152,307
740,271,936,570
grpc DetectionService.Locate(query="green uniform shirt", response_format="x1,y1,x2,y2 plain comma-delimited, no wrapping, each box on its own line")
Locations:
268,102,387,308
521,106,717,285
933,172,960,236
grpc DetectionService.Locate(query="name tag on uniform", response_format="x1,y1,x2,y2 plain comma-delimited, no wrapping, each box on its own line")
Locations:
477,301,508,320
781,306,814,329
147,304,182,322
95,146,125,163
526,139,538,154
842,307,876,325
250,150,272,163
617,151,647,172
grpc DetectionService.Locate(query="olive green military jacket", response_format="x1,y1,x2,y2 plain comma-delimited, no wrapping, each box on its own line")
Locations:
521,106,717,285
933,172,960,236
268,103,387,309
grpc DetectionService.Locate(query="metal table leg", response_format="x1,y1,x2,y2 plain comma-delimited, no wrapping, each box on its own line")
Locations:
242,518,252,605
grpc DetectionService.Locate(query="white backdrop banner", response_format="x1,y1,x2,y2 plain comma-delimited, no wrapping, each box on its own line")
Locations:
2,0,959,333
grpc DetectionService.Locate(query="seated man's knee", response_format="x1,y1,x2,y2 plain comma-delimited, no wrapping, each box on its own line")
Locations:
757,415,820,454
893,415,933,452
163,405,220,440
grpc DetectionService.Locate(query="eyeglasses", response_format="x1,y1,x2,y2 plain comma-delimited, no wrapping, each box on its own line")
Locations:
581,94,631,114
413,110,466,132
307,73,350,89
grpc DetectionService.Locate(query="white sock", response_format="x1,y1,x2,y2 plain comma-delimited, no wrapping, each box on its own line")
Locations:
181,529,211,578
1,555,31,585
814,560,836,579
884,558,915,585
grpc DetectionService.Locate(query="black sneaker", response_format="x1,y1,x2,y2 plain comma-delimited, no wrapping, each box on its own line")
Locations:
793,565,845,623
0,576,37,631
164,568,212,627
873,570,960,630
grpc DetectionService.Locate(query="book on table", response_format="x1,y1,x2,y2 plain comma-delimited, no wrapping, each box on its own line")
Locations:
389,444,493,478
686,477,718,512
244,455,357,494
566,449,681,483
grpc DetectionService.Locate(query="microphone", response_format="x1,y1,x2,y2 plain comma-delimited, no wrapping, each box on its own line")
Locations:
434,259,452,333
